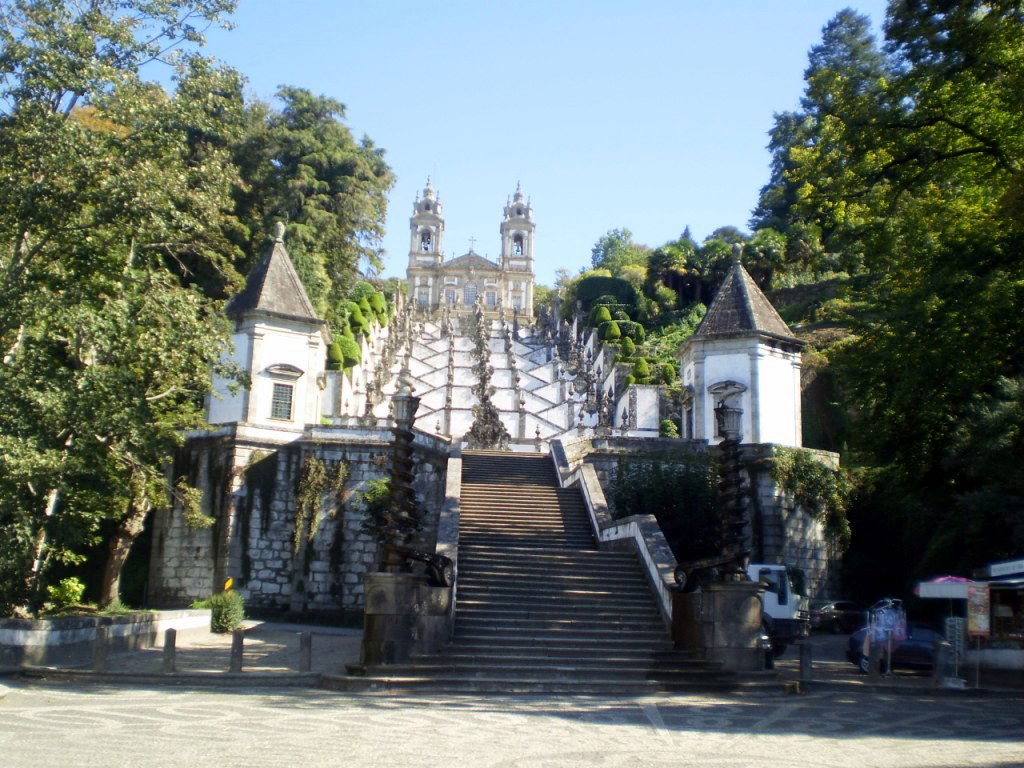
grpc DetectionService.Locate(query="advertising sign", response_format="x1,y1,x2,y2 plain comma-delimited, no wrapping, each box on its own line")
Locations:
967,584,990,637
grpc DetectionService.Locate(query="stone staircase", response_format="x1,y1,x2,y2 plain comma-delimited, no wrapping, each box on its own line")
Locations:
328,451,734,694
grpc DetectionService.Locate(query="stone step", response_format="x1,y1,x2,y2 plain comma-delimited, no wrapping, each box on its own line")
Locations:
455,604,660,621
458,536,595,549
457,548,635,563
454,616,664,633
349,661,723,681
457,568,647,584
322,674,738,695
455,585,657,603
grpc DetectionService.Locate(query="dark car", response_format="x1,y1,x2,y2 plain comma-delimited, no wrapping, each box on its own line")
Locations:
846,624,942,673
811,601,866,634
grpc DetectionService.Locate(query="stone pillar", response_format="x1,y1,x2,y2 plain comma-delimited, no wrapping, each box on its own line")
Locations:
360,572,453,667
671,591,705,655
701,581,765,672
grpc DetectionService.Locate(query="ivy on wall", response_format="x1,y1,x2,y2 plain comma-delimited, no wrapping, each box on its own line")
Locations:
766,447,851,547
293,455,349,554
608,451,720,562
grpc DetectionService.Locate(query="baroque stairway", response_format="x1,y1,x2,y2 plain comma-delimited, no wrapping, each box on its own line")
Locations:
332,451,733,693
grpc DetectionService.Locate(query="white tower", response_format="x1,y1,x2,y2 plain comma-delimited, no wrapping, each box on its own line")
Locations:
499,183,535,314
677,257,803,447
408,178,444,307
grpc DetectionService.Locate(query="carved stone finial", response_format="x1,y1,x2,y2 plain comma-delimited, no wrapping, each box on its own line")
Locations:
274,221,286,242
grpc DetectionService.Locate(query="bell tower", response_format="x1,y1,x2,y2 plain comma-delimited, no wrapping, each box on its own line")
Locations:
409,178,444,268
500,183,535,314
407,178,444,308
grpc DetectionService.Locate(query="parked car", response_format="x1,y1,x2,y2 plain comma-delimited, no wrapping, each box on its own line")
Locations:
846,624,942,673
811,601,866,634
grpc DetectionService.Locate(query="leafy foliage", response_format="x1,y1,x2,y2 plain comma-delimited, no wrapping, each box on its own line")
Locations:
750,1,1024,588
767,448,851,547
46,577,85,610
608,453,720,562
208,589,245,633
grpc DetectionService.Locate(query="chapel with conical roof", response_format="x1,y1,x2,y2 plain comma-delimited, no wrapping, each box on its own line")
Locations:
677,254,804,447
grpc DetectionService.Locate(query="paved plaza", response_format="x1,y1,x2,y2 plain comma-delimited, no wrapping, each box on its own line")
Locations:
1,681,1022,768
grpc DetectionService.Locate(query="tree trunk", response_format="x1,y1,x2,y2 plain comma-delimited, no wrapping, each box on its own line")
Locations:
99,497,151,606
25,487,61,602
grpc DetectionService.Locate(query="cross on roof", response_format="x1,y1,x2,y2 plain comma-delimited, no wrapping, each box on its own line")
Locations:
468,236,477,251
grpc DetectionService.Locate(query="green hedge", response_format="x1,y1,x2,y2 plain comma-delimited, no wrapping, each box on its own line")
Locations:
326,342,344,371
209,590,245,633
336,336,361,369
576,276,638,313
599,320,621,341
620,337,635,357
590,305,612,326
633,357,651,383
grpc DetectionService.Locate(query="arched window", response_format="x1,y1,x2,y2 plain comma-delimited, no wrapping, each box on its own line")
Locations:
420,230,433,252
463,282,478,304
512,234,524,256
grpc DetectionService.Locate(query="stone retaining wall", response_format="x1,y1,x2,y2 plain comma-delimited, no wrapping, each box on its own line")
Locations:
149,425,449,616
0,610,209,668
555,436,841,601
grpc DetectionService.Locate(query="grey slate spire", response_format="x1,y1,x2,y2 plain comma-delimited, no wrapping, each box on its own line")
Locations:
226,222,324,325
692,259,800,346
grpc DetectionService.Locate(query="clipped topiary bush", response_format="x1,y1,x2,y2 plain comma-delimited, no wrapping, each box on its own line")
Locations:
624,373,636,388
345,301,370,337
590,305,612,326
600,320,621,341
659,362,677,384
326,341,344,371
209,589,245,633
633,357,651,383
337,336,361,369
369,291,388,324
620,337,635,357
659,418,680,438
614,309,630,322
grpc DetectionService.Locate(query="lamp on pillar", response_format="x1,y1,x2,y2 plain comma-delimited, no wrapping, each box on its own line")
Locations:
714,399,749,580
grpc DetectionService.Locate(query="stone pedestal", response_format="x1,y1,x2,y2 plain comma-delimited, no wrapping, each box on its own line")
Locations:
701,581,765,672
671,591,705,654
360,572,453,666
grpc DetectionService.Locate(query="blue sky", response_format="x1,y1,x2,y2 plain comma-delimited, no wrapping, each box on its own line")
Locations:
201,1,891,285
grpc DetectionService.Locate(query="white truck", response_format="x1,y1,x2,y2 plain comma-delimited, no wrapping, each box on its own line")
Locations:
749,563,810,657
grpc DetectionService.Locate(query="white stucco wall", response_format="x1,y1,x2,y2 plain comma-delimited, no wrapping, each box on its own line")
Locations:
701,350,752,441
755,348,801,446
679,336,802,448
244,317,325,431
207,330,250,424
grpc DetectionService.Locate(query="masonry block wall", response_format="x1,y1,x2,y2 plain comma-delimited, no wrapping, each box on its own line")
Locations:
563,437,840,601
149,428,448,617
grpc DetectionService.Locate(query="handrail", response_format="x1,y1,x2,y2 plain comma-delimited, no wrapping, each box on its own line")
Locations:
549,438,678,628
435,445,463,640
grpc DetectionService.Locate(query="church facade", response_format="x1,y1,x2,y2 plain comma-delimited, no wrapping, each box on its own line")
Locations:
406,180,536,315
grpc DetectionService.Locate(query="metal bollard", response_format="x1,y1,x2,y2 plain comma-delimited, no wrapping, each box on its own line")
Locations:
229,628,244,673
799,642,813,682
162,628,177,674
92,625,109,672
298,632,312,673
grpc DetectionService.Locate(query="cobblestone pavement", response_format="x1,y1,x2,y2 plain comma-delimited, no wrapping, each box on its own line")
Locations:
1,683,1023,768
104,621,361,675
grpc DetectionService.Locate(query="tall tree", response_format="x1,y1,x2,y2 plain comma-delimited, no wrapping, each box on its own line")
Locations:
231,88,394,328
0,1,240,610
764,1,1024,588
